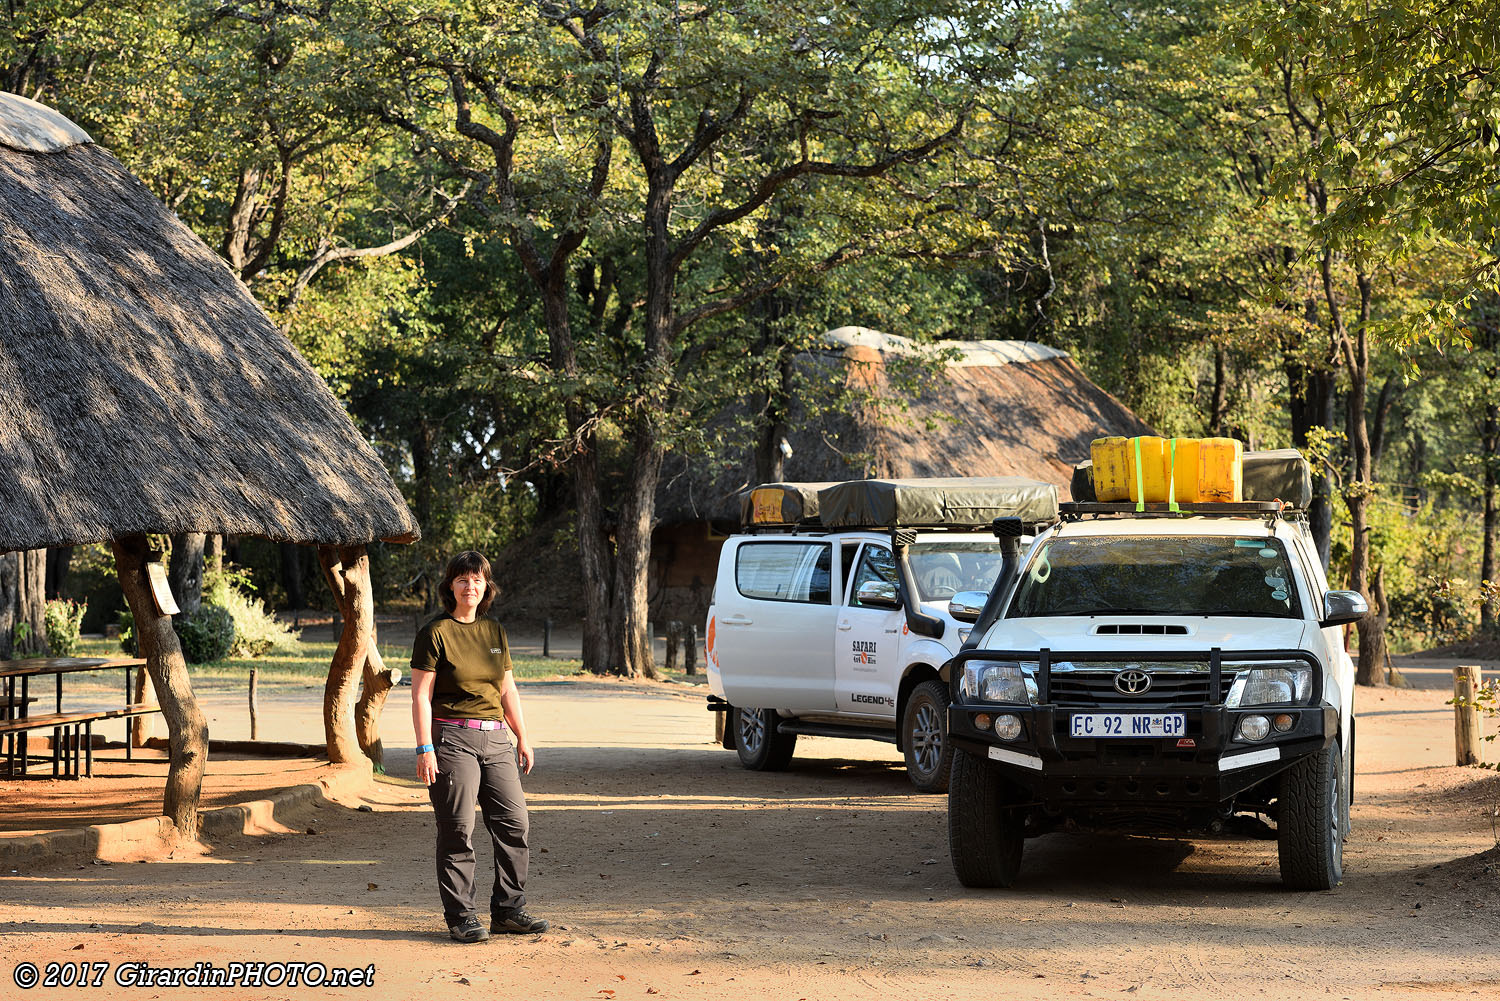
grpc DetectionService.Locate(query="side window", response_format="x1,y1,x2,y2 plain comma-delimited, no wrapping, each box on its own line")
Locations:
840,542,860,602
735,542,833,604
849,545,898,608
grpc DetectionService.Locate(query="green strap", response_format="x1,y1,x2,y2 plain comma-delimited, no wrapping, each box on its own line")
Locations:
1134,436,1145,512
1167,439,1180,513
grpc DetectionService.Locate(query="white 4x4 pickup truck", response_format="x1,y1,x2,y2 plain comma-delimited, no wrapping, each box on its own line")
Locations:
705,478,1057,791
946,458,1366,890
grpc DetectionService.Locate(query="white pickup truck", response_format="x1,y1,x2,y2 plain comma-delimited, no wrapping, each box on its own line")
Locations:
946,452,1367,890
705,478,1057,791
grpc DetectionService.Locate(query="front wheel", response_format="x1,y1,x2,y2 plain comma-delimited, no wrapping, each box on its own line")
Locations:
733,707,797,771
903,679,953,792
947,747,1025,888
1277,739,1347,890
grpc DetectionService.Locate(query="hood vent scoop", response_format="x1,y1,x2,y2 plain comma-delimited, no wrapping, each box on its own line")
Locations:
1094,623,1189,636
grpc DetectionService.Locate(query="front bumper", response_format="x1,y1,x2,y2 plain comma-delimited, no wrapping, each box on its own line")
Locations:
948,647,1337,808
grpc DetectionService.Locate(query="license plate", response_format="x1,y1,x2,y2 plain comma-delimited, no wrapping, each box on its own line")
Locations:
1070,713,1186,738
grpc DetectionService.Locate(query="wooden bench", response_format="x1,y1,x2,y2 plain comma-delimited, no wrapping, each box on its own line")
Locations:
0,704,162,779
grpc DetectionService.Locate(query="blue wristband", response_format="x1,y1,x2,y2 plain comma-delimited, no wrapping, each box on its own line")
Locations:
416,744,435,754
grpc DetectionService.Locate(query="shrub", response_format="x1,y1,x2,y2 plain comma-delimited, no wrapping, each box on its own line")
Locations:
205,565,300,657
118,609,137,655
44,598,87,656
176,603,235,664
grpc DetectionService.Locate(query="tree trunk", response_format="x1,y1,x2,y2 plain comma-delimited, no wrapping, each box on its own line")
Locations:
604,417,665,679
44,547,72,600
319,547,397,769
1208,344,1228,436
0,549,49,658
113,535,208,840
279,542,305,610
570,426,613,671
1483,395,1498,634
205,534,223,576
318,545,372,764
168,533,206,615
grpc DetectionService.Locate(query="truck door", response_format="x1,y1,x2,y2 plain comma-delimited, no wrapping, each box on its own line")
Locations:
712,538,837,712
834,542,903,718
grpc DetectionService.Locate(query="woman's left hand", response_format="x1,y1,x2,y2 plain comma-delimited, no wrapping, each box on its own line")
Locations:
515,738,535,775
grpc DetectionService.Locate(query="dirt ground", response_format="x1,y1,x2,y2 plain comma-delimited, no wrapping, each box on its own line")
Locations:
3,674,1500,1000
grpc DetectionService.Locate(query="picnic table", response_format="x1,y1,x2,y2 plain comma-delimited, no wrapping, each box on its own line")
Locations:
0,656,156,779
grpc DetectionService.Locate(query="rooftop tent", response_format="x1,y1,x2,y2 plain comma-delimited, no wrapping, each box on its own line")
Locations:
817,477,1060,529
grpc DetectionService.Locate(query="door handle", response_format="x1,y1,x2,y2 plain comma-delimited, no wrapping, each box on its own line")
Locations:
720,615,753,625
837,620,852,631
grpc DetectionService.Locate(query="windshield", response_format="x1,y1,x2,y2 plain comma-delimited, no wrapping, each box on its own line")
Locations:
1007,535,1302,618
908,541,1006,602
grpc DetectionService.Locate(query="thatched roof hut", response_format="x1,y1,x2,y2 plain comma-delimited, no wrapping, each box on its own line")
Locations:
646,326,1152,627
0,92,417,551
0,92,416,837
658,326,1154,525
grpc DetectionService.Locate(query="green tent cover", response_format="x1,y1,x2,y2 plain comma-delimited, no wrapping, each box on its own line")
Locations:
817,477,1059,529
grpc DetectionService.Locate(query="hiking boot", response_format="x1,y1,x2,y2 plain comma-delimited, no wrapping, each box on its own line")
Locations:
490,908,549,934
448,916,490,943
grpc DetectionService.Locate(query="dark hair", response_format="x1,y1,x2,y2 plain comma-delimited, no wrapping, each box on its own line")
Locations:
439,551,497,616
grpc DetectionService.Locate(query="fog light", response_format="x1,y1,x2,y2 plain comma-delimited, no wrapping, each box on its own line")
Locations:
1272,713,1296,732
974,713,993,731
1238,715,1271,741
994,714,1023,741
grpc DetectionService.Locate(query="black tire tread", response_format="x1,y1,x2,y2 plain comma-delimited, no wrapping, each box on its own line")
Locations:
947,747,1024,888
733,707,797,771
1277,741,1344,891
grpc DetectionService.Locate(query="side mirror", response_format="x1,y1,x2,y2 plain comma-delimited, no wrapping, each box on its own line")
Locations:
856,580,902,610
1321,590,1368,628
947,590,988,623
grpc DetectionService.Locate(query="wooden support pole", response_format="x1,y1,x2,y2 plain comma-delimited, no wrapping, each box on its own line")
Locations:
665,621,681,674
685,623,699,677
1455,664,1483,766
248,668,259,741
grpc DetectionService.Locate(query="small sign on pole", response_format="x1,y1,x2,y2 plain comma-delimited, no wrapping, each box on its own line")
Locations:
145,561,180,616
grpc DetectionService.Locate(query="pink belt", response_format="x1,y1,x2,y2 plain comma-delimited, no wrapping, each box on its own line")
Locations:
435,717,505,730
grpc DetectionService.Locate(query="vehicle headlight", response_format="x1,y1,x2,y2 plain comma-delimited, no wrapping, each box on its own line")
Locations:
1225,662,1314,707
960,660,1039,705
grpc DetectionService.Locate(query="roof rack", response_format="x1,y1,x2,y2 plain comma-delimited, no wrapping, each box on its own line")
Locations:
1060,501,1298,522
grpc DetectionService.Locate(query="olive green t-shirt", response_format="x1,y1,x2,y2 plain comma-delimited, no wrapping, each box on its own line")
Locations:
410,614,513,722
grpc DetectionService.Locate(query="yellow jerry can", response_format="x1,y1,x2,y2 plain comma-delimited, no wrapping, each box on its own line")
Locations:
1198,437,1244,502
1169,437,1203,503
1127,436,1171,503
1089,437,1132,502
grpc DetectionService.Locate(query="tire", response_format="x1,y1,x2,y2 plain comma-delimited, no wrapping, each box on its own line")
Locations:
733,707,797,771
903,679,954,793
1277,739,1347,890
947,746,1024,888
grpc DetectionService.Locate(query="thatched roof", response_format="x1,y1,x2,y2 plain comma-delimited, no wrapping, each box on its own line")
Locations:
658,326,1153,524
0,93,418,551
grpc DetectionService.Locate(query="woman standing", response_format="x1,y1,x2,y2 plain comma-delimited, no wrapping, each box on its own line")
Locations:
412,551,548,943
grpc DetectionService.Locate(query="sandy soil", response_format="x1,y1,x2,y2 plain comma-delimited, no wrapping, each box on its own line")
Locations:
3,679,1499,1000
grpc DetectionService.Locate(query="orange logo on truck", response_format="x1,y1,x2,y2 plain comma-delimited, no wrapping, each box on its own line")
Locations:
706,616,717,667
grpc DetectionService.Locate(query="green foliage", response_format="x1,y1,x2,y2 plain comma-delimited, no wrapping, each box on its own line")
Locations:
176,603,235,664
204,566,300,658
44,598,87,657
118,610,137,656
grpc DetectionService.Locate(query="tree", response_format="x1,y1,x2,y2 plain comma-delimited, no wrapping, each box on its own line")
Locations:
365,1,1010,676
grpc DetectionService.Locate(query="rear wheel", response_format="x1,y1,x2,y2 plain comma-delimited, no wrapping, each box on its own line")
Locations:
947,747,1025,888
902,679,953,792
733,707,797,771
1277,739,1347,890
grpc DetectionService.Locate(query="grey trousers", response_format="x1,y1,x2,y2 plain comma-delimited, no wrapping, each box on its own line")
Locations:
428,725,529,925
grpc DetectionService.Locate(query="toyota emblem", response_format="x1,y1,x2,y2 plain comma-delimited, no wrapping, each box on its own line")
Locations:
1114,668,1152,696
